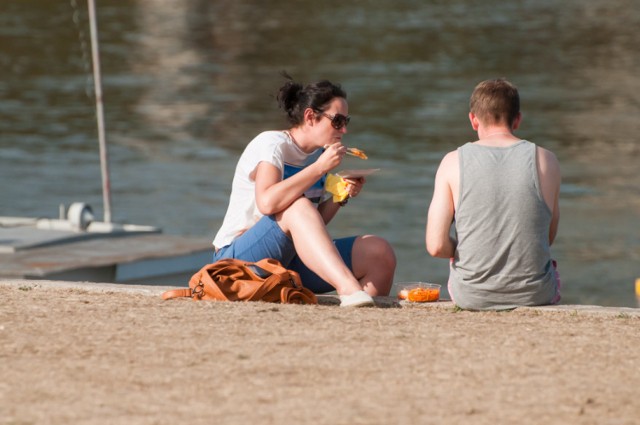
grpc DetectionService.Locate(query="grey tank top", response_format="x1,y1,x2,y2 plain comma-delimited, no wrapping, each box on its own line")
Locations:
449,140,557,310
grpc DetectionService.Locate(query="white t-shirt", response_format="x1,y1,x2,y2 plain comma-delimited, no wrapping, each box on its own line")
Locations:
213,130,326,249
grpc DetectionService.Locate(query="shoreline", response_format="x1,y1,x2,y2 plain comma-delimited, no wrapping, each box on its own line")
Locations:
2,278,638,317
2,278,639,424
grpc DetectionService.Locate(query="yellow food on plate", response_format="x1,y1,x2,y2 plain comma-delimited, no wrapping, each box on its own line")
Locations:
324,173,349,203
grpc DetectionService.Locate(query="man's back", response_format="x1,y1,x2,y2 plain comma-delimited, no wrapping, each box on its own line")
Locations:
426,78,561,310
448,140,558,310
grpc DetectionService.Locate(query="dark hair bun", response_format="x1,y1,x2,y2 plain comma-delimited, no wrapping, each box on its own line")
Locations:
277,79,303,117
276,71,347,126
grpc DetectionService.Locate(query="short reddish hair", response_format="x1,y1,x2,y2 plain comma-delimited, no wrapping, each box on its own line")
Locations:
469,79,520,126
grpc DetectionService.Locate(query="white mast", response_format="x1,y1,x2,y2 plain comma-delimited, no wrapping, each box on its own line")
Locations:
87,0,112,223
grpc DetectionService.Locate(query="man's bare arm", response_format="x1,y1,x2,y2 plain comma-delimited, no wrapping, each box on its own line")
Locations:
426,152,458,258
537,147,561,245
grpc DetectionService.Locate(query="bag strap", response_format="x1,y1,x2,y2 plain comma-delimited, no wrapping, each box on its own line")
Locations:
253,258,303,289
253,258,288,274
161,288,193,300
246,274,289,301
280,286,318,304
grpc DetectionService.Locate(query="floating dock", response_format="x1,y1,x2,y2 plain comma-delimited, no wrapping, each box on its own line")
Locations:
0,215,212,285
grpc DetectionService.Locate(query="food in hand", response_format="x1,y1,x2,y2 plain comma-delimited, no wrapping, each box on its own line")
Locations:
346,147,368,160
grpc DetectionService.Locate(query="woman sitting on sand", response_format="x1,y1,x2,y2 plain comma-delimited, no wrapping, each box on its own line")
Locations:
212,74,396,307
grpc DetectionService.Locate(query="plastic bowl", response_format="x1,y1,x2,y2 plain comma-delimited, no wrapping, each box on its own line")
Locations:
394,282,441,302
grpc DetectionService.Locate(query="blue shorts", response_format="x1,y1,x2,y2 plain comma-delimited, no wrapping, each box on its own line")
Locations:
214,215,356,294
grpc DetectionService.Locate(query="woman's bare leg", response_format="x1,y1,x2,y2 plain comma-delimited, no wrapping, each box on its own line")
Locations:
275,197,362,295
351,235,396,296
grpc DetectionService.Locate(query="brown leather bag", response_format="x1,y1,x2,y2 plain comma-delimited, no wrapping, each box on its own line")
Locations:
162,258,317,304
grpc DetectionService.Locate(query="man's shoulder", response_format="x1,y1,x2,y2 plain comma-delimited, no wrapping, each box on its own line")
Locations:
536,145,558,159
535,145,560,168
440,149,460,167
435,149,460,184
535,145,561,184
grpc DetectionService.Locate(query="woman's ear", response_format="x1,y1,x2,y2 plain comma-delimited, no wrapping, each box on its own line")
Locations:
303,108,317,127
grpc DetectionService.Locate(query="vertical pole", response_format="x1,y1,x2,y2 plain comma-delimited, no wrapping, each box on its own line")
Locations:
87,0,112,223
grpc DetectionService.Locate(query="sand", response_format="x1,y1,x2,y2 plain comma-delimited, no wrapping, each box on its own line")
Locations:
1,279,639,425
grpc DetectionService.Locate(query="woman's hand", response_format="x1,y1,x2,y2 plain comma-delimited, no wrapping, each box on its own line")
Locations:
343,177,365,198
315,143,346,174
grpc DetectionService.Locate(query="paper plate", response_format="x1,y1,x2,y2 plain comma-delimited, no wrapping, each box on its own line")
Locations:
336,168,380,179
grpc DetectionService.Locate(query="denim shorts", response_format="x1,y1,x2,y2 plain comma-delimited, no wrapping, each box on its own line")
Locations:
214,215,356,294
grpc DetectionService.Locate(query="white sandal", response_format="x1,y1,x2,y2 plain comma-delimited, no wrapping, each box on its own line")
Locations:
339,290,375,308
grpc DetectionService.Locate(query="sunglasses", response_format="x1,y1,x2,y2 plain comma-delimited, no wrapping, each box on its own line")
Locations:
319,112,351,130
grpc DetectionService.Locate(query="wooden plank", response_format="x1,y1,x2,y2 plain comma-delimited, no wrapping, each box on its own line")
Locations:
0,233,212,280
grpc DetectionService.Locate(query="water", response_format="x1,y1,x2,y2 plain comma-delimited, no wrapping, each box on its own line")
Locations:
1,0,638,307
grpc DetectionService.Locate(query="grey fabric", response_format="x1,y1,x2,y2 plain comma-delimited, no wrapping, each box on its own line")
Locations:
449,140,557,310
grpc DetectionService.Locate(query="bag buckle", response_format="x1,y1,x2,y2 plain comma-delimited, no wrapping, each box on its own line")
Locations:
192,283,205,299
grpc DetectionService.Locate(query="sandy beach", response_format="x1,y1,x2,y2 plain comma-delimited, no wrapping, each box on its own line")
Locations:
1,279,639,425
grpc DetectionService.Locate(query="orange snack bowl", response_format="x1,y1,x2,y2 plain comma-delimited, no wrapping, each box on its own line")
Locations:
394,282,441,303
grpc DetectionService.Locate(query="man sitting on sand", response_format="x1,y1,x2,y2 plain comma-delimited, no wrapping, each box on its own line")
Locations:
425,78,562,310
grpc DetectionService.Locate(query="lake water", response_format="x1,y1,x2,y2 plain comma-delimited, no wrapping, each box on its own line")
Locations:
1,0,638,307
